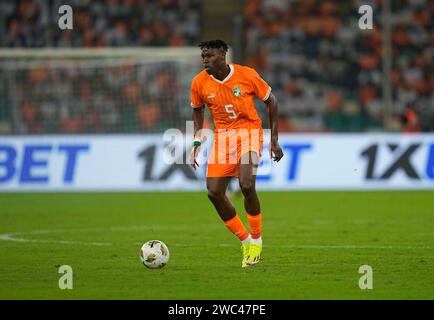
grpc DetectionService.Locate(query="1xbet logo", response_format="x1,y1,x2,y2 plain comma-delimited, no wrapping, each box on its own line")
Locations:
361,143,434,180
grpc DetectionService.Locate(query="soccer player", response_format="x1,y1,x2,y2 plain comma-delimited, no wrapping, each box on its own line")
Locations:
190,40,283,267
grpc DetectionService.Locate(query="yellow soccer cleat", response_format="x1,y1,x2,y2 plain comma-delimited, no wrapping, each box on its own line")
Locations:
246,243,262,265
241,242,250,268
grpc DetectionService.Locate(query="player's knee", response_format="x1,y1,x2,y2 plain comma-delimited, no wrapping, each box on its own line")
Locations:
239,179,255,196
207,187,225,201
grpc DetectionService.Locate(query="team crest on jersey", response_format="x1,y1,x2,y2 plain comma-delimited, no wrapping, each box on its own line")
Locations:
233,87,242,97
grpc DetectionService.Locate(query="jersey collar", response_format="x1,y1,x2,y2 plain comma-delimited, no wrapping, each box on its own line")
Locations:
210,64,234,84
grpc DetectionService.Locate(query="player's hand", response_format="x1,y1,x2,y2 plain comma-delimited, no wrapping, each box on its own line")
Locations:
190,145,200,170
270,140,284,162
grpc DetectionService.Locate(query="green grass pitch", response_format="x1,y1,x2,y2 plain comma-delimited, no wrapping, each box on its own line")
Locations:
0,191,433,299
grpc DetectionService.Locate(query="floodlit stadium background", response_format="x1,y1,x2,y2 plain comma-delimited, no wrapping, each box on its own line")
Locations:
0,0,432,191
0,0,433,301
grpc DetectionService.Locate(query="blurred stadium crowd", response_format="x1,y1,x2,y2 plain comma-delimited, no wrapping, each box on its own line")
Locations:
0,0,201,47
0,0,432,134
245,0,433,132
0,61,184,134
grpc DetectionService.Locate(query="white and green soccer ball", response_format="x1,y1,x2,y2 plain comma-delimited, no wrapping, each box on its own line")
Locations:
140,240,170,269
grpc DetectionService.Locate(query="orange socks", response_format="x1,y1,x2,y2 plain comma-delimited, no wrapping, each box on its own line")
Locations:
224,213,262,242
247,213,262,239
224,215,249,241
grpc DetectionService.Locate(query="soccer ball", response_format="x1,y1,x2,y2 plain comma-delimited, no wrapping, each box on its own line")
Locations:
140,240,170,269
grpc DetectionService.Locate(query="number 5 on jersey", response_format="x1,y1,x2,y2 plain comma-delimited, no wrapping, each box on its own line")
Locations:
225,104,237,119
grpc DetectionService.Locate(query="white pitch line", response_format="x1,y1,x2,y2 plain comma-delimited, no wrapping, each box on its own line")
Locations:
0,225,188,246
138,242,434,251
264,244,434,250
0,233,111,246
1,226,433,250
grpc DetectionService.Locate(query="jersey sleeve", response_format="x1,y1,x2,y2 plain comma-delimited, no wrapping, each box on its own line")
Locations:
250,69,272,101
190,77,204,108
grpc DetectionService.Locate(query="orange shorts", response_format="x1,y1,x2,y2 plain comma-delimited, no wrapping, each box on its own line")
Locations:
206,128,263,178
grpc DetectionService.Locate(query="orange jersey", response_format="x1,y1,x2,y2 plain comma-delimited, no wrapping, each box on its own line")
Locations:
190,64,271,131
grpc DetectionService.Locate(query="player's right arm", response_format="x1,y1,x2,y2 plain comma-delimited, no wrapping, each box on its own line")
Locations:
247,66,284,162
190,76,205,170
191,106,204,170
265,92,284,162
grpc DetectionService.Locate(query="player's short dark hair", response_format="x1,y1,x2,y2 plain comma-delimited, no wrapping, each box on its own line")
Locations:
198,40,228,52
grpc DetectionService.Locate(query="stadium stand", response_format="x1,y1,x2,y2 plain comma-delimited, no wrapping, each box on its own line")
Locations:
0,0,432,134
0,50,201,134
244,0,433,132
0,0,202,134
0,0,201,47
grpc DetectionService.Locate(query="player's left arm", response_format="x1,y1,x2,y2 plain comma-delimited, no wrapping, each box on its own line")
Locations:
264,92,284,162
